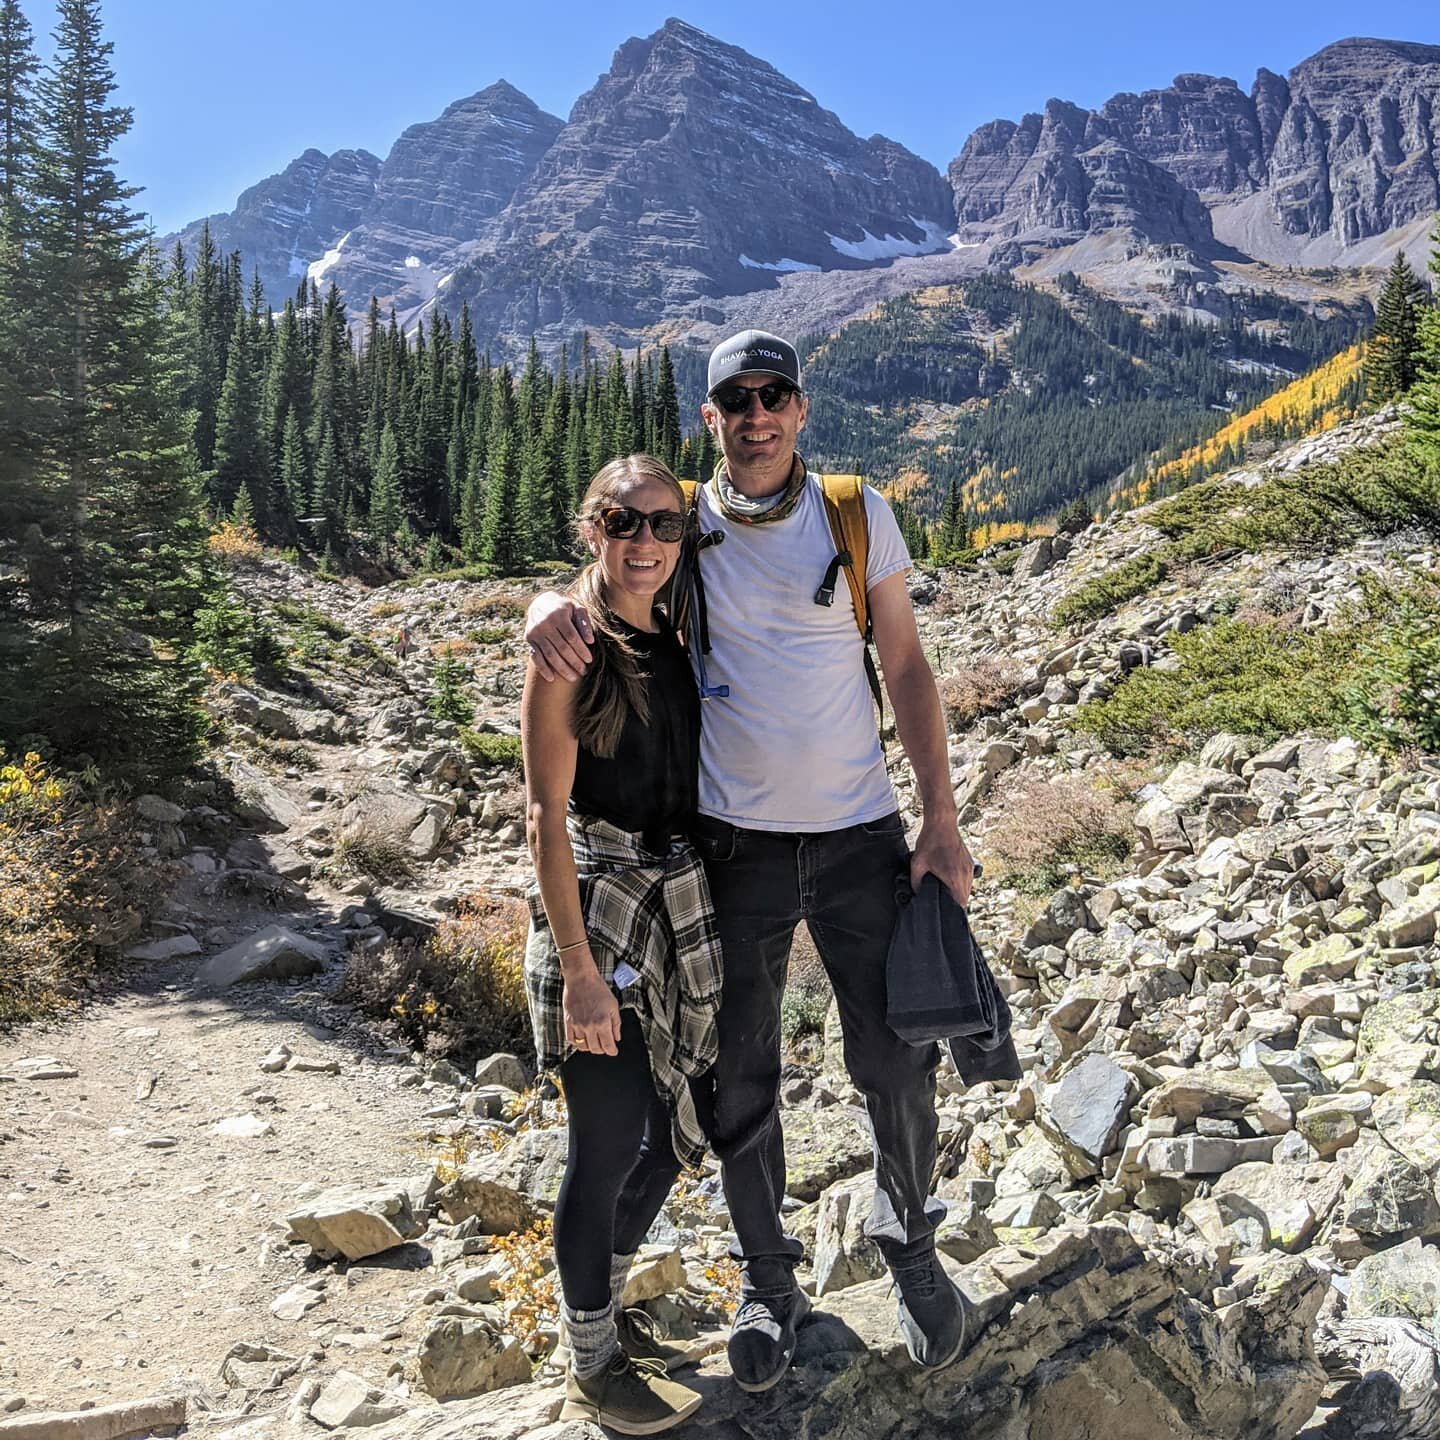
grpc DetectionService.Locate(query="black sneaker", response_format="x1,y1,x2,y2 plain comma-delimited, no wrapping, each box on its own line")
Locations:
728,1265,810,1393
892,1248,967,1369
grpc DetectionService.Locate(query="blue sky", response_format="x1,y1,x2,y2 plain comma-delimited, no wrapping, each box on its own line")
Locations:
26,0,1440,235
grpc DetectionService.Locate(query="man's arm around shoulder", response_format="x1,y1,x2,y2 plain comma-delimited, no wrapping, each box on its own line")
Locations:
524,591,595,682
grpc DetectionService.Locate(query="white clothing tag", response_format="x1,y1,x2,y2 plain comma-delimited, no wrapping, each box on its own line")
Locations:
612,961,640,990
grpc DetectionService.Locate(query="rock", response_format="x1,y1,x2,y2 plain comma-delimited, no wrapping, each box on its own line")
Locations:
271,1281,326,1320
474,1053,531,1091
258,1045,291,1073
1145,1067,1289,1129
1039,1054,1134,1174
285,1183,425,1261
1349,1236,1440,1325
454,1257,509,1304
1134,793,1190,853
1372,1082,1440,1173
1014,536,1055,578
1344,1146,1440,1241
194,925,329,988
1376,880,1440,947
220,1340,300,1392
9,1057,79,1081
0,1394,188,1440
414,1315,531,1401
813,1175,886,1296
1023,888,1097,949
1211,1161,1344,1252
745,1224,1326,1439
309,1370,408,1429
122,934,201,962
213,1114,275,1140
435,1160,537,1234
1135,1134,1281,1175
776,1107,874,1202
621,1245,687,1306
135,793,185,824
1283,933,1363,986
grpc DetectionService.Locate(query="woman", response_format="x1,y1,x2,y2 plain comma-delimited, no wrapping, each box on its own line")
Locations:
522,454,719,1435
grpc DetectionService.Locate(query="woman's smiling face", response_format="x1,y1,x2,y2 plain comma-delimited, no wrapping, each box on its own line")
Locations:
583,475,684,607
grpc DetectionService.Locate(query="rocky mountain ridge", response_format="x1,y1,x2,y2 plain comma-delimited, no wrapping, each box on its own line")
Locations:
168,27,1439,351
5,412,1440,1437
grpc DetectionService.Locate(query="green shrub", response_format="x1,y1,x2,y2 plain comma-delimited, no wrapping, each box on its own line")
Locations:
1053,551,1170,628
459,729,523,771
1075,617,1356,755
332,823,413,883
430,656,475,725
1344,573,1440,754
190,593,283,678
1149,444,1440,559
272,600,349,639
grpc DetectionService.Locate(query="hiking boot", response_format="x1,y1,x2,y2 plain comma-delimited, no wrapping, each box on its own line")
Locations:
728,1260,810,1393
891,1248,967,1369
617,1305,693,1371
560,1353,702,1435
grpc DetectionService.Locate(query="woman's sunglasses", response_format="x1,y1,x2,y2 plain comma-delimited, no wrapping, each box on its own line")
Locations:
598,506,687,543
709,381,801,415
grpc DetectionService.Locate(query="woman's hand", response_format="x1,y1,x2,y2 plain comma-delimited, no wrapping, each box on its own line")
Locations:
563,966,622,1057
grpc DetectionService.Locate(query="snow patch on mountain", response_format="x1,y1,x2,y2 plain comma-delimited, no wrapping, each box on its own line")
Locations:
827,218,954,261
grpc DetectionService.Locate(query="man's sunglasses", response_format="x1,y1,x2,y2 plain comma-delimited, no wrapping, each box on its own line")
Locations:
709,381,801,415
598,506,687,543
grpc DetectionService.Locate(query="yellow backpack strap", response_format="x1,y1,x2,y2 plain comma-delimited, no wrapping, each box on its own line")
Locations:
680,478,699,513
815,473,883,719
815,473,871,640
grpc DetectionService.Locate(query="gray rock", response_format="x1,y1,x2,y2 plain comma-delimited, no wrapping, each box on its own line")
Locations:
474,1053,531,1091
285,1184,425,1261
1039,1054,1135,1173
310,1369,408,1429
414,1315,531,1401
194,925,329,989
1345,1147,1440,1240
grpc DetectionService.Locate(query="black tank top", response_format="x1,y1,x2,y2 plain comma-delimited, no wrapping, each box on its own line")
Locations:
570,619,699,852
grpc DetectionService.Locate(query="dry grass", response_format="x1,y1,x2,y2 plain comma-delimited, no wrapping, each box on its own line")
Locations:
981,767,1139,895
0,754,174,1025
341,889,532,1064
332,822,414,884
460,594,529,622
937,658,1026,730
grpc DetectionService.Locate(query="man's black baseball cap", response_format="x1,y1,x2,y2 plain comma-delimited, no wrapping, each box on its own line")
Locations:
706,329,802,395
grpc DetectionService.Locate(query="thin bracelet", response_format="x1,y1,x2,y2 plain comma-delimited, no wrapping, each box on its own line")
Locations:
555,938,589,954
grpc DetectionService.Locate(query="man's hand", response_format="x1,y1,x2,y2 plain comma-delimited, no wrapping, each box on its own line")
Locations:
525,592,594,682
909,816,975,908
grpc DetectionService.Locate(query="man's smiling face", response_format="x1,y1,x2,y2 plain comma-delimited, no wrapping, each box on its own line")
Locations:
701,374,807,494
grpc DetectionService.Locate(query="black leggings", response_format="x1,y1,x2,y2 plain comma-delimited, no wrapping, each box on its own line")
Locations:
554,1008,683,1310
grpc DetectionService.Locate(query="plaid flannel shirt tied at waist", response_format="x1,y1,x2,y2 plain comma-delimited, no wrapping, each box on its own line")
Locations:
524,812,723,1169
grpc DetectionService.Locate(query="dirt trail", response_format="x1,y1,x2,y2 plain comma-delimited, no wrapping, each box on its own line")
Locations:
0,943,442,1421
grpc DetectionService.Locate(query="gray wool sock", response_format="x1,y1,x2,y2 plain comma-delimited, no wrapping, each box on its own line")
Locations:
610,1250,638,1312
563,1301,619,1378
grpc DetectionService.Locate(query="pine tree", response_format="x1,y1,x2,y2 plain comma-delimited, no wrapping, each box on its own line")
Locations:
932,476,968,564
1406,221,1440,465
212,307,267,518
369,422,403,560
479,382,521,573
653,346,681,471
278,408,311,530
5,0,211,777
1367,251,1428,406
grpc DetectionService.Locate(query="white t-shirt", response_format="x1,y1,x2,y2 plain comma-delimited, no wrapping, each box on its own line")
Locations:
693,476,911,831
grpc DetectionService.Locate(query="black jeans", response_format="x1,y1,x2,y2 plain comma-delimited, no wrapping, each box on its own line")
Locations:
691,813,944,1277
555,1009,682,1310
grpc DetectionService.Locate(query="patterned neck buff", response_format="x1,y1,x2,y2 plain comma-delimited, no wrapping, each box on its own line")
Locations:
709,454,808,525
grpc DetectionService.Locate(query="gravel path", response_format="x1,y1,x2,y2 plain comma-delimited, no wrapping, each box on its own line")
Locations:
0,945,442,1421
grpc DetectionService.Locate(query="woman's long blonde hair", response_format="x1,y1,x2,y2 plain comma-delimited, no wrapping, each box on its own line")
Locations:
569,454,686,758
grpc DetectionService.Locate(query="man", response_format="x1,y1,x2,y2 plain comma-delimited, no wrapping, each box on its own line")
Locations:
526,329,973,1391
